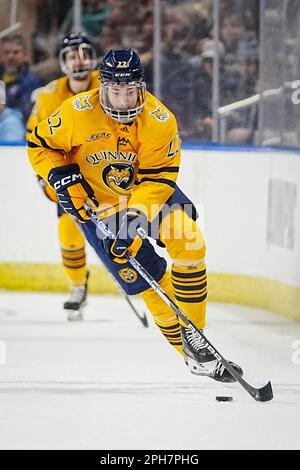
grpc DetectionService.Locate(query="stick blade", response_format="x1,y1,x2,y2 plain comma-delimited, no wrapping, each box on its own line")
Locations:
255,381,273,402
140,313,149,328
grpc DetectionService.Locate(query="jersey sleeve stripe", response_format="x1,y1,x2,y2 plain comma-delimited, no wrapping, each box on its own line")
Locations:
135,177,177,188
138,167,179,175
27,140,40,148
34,127,63,153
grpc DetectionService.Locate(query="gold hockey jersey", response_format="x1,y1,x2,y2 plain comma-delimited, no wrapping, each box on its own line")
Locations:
27,88,181,222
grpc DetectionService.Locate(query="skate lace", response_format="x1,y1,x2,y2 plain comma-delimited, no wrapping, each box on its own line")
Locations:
214,361,225,376
185,328,206,351
68,285,86,303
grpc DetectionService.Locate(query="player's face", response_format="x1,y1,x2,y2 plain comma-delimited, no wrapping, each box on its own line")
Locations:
64,48,92,74
106,84,139,111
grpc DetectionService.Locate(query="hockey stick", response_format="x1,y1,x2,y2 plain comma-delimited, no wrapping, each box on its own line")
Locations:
122,289,149,327
109,275,148,327
86,208,273,402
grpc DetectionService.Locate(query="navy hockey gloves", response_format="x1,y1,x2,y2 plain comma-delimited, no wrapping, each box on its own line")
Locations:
48,163,98,222
106,209,146,262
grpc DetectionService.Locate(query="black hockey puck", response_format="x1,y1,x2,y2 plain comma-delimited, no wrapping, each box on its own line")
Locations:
216,396,233,402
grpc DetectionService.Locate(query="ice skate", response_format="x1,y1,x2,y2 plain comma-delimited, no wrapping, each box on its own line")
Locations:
181,326,243,383
64,272,89,321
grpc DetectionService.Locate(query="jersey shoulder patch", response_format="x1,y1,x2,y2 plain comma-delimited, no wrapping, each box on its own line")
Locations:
149,103,170,122
73,94,93,111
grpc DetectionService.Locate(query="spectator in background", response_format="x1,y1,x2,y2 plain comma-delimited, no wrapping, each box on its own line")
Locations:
99,0,155,86
221,14,245,53
191,41,235,142
260,9,283,88
170,1,212,60
0,34,43,123
220,13,257,75
98,23,121,55
220,0,259,31
234,39,259,100
0,80,25,142
102,0,151,52
224,44,259,144
191,39,258,144
156,15,196,139
221,13,245,73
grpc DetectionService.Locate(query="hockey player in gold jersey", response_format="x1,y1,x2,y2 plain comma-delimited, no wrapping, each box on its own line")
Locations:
28,48,243,382
27,33,99,321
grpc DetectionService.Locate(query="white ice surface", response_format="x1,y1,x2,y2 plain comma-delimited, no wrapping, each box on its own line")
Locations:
0,291,299,450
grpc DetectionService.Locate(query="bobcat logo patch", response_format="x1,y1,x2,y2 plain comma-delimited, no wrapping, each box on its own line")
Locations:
73,95,93,111
102,163,135,195
118,268,138,283
150,105,170,122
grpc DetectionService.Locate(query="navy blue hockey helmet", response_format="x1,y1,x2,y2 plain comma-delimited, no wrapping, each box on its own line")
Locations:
59,33,97,80
99,49,146,123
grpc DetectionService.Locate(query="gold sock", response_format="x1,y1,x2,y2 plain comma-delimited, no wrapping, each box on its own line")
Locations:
58,213,87,287
171,263,207,330
61,246,87,287
142,272,183,355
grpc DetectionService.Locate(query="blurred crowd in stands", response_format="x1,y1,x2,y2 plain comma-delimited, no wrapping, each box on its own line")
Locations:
0,0,259,143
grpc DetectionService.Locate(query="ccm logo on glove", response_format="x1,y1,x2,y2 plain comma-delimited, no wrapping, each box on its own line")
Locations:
51,173,83,190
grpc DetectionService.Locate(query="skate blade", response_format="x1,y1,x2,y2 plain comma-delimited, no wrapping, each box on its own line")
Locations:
66,309,84,322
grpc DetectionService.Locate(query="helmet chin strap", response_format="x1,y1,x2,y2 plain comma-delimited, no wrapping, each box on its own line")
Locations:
71,69,91,80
